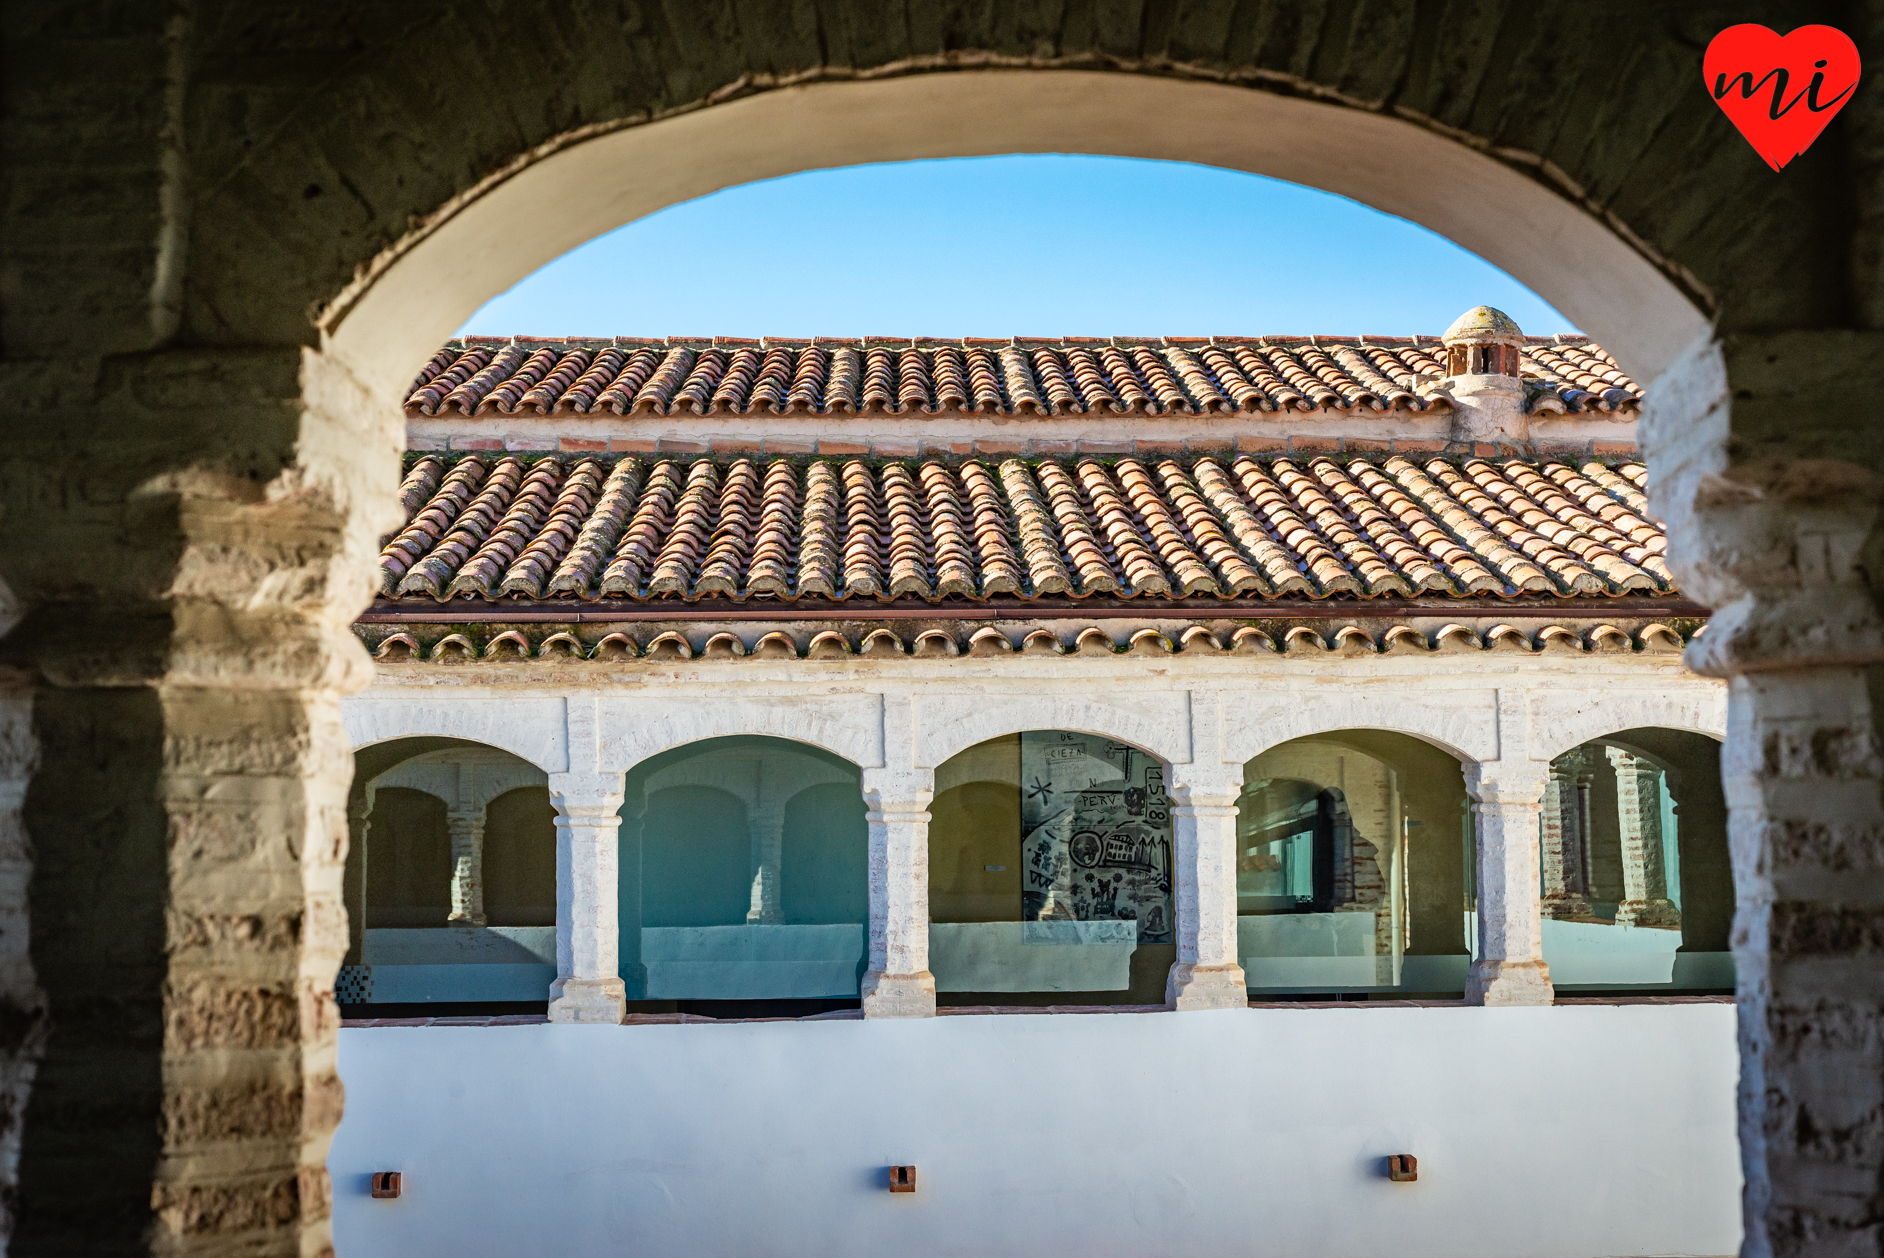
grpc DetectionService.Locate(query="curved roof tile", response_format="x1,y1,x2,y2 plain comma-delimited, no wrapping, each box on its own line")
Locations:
404,334,1639,419
378,452,1675,606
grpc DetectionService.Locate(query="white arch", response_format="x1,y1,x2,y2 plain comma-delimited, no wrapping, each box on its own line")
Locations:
369,747,549,813
322,69,1708,410
1217,688,1496,767
342,697,570,774
913,692,1193,770
1524,689,1728,765
598,694,884,776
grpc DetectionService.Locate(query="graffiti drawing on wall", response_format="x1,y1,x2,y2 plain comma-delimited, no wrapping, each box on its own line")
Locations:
1020,731,1173,944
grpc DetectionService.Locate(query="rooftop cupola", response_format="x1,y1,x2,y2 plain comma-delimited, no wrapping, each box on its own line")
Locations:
1442,304,1526,376
1439,304,1528,446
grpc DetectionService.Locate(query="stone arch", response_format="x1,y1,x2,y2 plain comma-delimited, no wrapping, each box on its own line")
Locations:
321,70,1707,410
1217,689,1494,768
343,697,570,775
1524,690,1728,766
915,692,1192,770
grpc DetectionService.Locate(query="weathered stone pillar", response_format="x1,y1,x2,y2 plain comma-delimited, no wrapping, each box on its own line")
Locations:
1645,333,1884,1256
1540,752,1595,920
1605,748,1681,929
1165,765,1248,1010
859,767,935,1018
547,775,626,1023
0,333,397,1253
444,808,487,926
1464,765,1554,1006
745,805,786,925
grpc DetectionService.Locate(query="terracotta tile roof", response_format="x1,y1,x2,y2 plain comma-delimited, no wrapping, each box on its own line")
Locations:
378,453,1673,606
404,335,1641,419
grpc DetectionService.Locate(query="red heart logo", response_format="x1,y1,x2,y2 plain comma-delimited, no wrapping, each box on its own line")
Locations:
1705,24,1861,171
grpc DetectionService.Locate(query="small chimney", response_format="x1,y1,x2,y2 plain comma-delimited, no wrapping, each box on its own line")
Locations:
1439,305,1528,446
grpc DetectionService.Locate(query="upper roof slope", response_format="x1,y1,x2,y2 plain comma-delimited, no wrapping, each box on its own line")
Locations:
406,334,1641,420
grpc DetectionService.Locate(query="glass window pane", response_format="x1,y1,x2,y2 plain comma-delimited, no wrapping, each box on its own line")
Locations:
1532,728,1733,992
929,732,1173,1004
619,736,867,1003
1239,732,1470,997
346,740,558,1006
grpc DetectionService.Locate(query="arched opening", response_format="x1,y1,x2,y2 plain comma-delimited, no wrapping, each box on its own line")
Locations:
618,735,868,1013
341,737,556,1009
1238,732,1471,998
1533,728,1732,993
928,730,1174,1006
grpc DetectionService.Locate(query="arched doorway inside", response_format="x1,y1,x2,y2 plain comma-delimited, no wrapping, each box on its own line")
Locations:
342,737,557,1009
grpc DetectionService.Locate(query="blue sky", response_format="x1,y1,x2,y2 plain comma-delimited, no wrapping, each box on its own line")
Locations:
458,155,1575,340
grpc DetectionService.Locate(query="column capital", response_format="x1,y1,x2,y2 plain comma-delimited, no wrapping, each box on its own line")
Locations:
1464,762,1549,804
1166,762,1244,806
861,766,933,813
547,771,625,814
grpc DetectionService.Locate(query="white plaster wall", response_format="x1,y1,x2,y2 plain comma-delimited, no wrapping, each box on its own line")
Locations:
345,649,1727,783
331,1004,1739,1258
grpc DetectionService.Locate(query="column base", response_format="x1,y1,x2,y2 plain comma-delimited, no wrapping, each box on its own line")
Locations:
1466,960,1554,1006
1542,894,1598,922
860,970,935,1018
547,977,626,1024
1615,899,1682,929
1166,963,1248,1011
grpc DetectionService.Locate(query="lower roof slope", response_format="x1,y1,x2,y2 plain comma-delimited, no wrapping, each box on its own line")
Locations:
376,452,1674,608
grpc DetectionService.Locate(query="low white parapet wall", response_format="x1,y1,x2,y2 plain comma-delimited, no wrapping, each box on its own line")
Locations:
331,1003,1739,1258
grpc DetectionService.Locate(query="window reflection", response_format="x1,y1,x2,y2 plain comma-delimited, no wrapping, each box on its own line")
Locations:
929,731,1174,1004
1533,728,1732,991
1237,733,1468,997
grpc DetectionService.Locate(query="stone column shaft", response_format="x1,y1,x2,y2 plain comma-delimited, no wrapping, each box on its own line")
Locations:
1605,748,1680,928
860,768,934,1018
1166,766,1247,1010
445,809,486,926
1465,768,1554,1006
547,777,625,1023
1540,760,1594,919
745,806,786,925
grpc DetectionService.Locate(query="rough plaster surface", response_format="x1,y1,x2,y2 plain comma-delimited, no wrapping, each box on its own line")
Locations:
1645,337,1884,1257
329,1006,1741,1258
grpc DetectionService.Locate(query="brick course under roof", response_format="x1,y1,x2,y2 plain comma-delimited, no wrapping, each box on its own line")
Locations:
378,452,1674,606
406,335,1641,420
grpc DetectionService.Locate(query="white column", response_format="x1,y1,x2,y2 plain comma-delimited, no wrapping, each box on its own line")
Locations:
745,804,786,924
1166,764,1247,1010
444,808,486,926
1465,764,1554,1006
1605,748,1682,928
859,766,934,1018
547,773,625,1023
